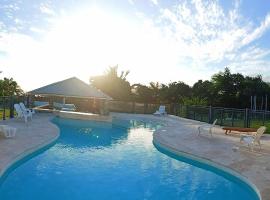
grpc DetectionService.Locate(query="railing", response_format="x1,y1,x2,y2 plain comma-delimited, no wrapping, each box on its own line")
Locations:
108,101,171,114
2,97,269,132
0,96,27,120
174,104,270,132
109,101,270,132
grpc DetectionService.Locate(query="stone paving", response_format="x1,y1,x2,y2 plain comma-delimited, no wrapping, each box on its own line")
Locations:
152,115,270,200
0,113,59,177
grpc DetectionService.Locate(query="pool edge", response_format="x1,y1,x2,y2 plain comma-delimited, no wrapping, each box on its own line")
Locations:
153,136,261,200
0,117,60,179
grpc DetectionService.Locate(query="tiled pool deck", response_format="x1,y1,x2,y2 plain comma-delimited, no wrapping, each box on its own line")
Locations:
0,113,59,177
0,113,269,199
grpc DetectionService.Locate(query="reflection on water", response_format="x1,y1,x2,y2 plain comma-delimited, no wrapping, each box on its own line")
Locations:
0,117,258,200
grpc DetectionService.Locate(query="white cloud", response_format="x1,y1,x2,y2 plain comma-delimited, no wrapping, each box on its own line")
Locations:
242,14,270,46
1,0,270,91
150,0,158,6
40,3,55,16
128,0,135,5
156,0,270,77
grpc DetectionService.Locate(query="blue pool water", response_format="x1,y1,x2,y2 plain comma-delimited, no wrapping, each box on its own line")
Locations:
0,117,259,200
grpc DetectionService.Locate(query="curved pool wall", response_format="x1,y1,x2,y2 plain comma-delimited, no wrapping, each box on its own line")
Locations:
0,119,60,179
0,116,260,200
153,140,261,200
0,140,58,183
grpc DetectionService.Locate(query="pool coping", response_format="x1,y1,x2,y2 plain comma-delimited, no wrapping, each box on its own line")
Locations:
0,114,60,178
112,113,268,200
153,137,261,200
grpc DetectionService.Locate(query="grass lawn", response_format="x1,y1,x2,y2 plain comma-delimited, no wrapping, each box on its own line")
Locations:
0,109,11,120
250,120,270,134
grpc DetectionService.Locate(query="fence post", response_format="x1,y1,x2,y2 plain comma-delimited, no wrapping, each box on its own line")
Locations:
244,108,249,128
231,110,235,127
144,103,147,114
10,96,14,118
186,105,189,118
173,103,177,115
208,106,213,123
3,97,6,120
132,102,135,113
26,95,30,107
220,108,224,126
263,109,266,125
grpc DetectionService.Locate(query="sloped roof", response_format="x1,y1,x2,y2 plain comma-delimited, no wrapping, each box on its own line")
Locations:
29,77,112,100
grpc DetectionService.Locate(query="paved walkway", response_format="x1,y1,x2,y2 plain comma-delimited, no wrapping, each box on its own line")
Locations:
153,115,270,200
0,113,59,177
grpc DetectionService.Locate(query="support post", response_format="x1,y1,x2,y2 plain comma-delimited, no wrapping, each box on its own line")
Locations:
3,97,5,120
244,108,249,128
208,106,213,123
10,96,14,118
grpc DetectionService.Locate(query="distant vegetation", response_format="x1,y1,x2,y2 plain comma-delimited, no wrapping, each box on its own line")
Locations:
0,77,23,96
91,66,270,109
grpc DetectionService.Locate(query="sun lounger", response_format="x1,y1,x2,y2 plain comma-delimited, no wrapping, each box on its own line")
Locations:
14,104,32,123
53,102,76,111
198,119,218,137
240,126,266,151
19,102,35,115
153,105,167,116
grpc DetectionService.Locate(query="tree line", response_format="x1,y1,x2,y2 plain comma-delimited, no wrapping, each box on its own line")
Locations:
90,66,270,109
0,77,23,96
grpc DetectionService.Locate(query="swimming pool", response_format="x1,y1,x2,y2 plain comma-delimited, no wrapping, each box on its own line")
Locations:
0,117,259,200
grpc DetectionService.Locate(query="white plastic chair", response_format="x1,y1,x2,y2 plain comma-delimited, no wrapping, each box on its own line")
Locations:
19,102,35,115
153,105,167,116
198,119,218,137
14,104,32,123
240,126,266,151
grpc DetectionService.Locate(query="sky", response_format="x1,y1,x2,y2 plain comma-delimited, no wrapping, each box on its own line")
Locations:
0,0,270,91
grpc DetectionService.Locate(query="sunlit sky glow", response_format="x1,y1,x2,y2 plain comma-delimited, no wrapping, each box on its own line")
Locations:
0,0,270,91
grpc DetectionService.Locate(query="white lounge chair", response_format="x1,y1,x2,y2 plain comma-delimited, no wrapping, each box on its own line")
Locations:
14,104,32,123
153,105,167,116
240,126,266,151
53,102,76,111
19,102,35,115
198,119,218,137
0,125,16,138
62,104,76,111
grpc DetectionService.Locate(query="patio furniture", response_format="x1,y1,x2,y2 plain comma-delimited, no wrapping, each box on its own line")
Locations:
62,104,76,111
0,125,17,138
19,102,35,115
222,127,257,135
14,104,32,123
198,119,218,137
240,126,266,151
53,102,76,111
153,105,167,116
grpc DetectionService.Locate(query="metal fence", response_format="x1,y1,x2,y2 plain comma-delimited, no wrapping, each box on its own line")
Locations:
0,96,27,120
175,104,270,131
1,97,269,132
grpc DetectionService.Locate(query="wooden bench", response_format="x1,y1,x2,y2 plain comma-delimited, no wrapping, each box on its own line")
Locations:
222,127,257,135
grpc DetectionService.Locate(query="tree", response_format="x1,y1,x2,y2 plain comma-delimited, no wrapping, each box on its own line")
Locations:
0,78,23,96
131,84,154,103
192,80,214,105
149,82,161,103
159,81,191,103
211,68,245,107
90,65,132,101
182,97,207,106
